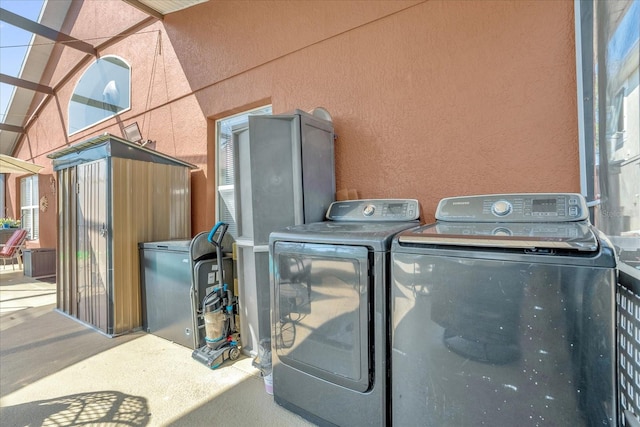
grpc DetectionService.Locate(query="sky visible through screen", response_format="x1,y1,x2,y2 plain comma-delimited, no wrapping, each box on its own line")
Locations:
0,0,45,124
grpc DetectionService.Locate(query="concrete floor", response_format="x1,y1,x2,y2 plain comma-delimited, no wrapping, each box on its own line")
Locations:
0,267,315,426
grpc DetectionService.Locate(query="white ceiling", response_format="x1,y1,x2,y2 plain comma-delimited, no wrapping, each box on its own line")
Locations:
135,0,208,15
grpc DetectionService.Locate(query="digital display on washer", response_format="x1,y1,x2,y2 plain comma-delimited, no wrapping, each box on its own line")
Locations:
532,198,556,213
387,203,405,214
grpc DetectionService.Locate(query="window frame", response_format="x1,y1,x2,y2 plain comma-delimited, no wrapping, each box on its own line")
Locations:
574,0,597,217
67,55,132,136
20,174,38,240
576,4,640,423
575,0,640,275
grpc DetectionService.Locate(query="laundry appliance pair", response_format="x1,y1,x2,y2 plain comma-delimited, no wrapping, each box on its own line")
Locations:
269,194,617,426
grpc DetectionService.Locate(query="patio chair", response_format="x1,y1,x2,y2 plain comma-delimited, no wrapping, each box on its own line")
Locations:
0,229,28,270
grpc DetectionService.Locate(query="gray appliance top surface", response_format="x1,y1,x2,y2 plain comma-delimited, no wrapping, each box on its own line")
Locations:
397,221,599,252
270,221,420,250
139,239,192,251
400,193,601,252
270,199,421,250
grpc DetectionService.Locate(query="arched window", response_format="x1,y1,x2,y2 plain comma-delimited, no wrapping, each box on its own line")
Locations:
68,56,131,135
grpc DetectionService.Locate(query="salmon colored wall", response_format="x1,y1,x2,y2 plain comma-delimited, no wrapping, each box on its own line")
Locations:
165,0,579,222
36,174,57,249
2,172,55,249
8,0,579,249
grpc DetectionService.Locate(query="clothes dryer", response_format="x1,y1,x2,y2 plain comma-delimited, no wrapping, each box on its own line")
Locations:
269,199,420,426
391,193,617,426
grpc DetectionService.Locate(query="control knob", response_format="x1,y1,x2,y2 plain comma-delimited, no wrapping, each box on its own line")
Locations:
491,200,513,217
363,204,376,217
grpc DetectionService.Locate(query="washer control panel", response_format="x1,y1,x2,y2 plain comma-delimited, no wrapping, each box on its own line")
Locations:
436,193,589,222
326,199,420,221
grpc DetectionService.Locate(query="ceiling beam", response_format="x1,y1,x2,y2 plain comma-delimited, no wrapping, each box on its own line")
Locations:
0,123,24,133
0,73,54,94
10,15,158,156
0,7,97,56
120,0,164,20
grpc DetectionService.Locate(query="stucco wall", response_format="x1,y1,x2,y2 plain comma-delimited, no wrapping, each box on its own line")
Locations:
9,0,578,248
165,0,579,221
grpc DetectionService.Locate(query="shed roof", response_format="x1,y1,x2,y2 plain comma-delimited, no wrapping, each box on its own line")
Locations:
47,133,196,171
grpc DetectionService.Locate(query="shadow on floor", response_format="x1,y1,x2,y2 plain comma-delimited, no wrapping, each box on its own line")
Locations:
0,390,150,426
0,308,144,396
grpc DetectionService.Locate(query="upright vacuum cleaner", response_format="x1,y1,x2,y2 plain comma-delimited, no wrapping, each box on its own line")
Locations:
191,222,241,368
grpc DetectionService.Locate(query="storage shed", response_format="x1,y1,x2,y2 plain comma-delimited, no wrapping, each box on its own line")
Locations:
48,134,195,336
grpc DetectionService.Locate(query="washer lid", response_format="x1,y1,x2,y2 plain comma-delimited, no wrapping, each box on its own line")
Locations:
397,221,599,252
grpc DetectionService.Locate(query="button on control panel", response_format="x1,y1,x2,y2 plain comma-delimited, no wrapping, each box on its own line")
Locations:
326,199,420,221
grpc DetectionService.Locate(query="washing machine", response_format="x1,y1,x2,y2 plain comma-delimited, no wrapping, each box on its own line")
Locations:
269,199,420,426
391,193,617,426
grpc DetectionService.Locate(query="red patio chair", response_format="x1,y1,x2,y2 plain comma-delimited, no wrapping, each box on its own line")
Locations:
0,229,28,270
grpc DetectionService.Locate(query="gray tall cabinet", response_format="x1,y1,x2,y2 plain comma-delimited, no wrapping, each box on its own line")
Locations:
233,110,335,354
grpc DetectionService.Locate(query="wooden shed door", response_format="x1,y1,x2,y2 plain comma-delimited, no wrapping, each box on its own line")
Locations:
76,159,109,332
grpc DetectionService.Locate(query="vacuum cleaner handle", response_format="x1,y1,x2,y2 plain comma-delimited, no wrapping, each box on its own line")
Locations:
207,221,228,247
207,221,229,287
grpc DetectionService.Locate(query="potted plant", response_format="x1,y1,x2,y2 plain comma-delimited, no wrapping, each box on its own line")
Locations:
0,218,20,228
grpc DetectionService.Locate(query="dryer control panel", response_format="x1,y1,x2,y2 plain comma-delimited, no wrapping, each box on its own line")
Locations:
326,199,420,221
436,193,589,222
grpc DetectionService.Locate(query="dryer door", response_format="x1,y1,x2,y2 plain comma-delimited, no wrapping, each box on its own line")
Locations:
272,241,371,392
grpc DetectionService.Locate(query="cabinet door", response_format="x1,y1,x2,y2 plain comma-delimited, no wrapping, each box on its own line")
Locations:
299,114,335,224
247,115,303,245
76,159,109,332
